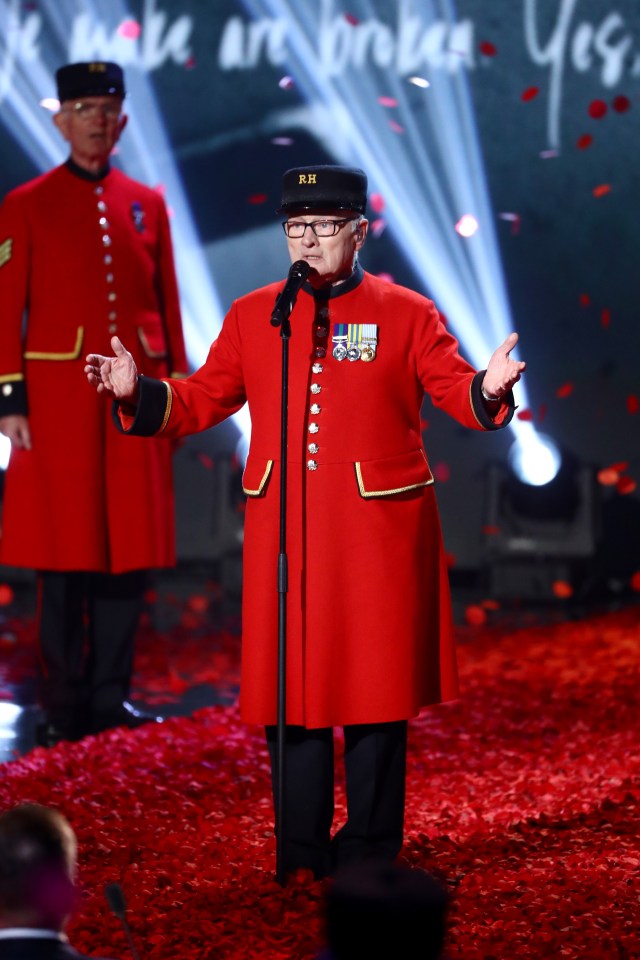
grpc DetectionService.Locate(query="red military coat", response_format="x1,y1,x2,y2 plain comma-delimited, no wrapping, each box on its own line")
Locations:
123,267,512,727
0,162,187,573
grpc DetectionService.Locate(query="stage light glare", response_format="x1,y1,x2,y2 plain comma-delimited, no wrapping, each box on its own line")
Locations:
40,98,60,112
0,436,10,471
508,433,561,487
455,214,479,237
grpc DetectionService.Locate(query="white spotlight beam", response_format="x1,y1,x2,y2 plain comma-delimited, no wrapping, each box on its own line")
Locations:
241,0,533,447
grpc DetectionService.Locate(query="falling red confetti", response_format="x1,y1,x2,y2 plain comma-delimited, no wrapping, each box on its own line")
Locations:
552,580,573,599
433,462,450,483
630,571,640,592
608,461,629,473
521,87,539,102
588,99,607,119
154,184,167,197
600,308,611,328
617,476,637,495
278,76,294,90
597,468,619,487
247,193,268,205
516,408,534,421
576,134,593,150
479,41,497,57
481,599,500,611
626,394,639,415
184,56,197,70
538,403,547,423
593,183,612,197
579,293,591,307
389,120,405,134
556,382,574,398
498,212,521,235
0,584,14,606
465,604,488,626
344,13,359,25
612,95,631,113
370,218,387,238
378,96,398,108
196,453,214,470
187,594,209,614
117,19,141,40
482,525,501,536
369,192,386,213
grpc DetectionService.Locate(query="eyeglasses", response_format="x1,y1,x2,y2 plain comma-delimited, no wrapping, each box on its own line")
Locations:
62,102,122,122
282,217,357,238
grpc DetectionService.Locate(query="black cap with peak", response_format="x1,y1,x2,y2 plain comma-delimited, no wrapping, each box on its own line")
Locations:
56,61,126,102
277,164,368,215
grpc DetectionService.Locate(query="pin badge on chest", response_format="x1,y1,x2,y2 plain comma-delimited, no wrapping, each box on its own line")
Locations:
360,323,378,362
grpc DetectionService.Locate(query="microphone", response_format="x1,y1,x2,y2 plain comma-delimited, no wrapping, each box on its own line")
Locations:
105,882,142,960
271,259,311,327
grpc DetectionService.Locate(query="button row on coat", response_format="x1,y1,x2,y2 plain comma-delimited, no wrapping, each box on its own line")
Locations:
95,185,118,335
307,326,328,470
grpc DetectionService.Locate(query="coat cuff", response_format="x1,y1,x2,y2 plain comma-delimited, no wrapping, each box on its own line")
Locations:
111,376,172,436
470,370,515,430
0,377,27,417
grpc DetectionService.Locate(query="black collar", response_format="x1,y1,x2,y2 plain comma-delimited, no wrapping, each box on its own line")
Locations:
65,157,110,182
303,262,364,301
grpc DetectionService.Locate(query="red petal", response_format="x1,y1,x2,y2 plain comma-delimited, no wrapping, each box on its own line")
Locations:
588,99,607,119
593,183,612,197
479,41,497,57
0,584,14,606
556,382,574,398
247,193,268,205
630,571,640,591
465,604,488,625
344,13,359,25
626,394,639,415
552,580,573,598
579,293,591,307
612,95,631,113
597,468,619,487
577,134,593,150
521,87,539,102
617,476,637,495
516,408,534,421
600,308,611,328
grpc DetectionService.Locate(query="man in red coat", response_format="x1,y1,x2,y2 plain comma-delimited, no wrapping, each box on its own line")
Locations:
85,165,525,878
0,62,188,746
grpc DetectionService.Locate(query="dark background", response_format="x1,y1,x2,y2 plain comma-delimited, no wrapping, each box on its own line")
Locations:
0,0,638,590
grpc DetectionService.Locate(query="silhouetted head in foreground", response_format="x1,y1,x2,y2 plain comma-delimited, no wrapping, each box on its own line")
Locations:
323,859,450,960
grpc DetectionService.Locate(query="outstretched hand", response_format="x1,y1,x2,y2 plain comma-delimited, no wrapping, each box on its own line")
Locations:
85,336,139,402
483,332,526,400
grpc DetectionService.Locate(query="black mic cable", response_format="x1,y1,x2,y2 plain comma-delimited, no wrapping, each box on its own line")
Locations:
105,882,142,960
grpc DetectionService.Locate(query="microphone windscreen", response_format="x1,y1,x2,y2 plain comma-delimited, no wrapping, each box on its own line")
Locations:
290,259,310,279
105,882,127,919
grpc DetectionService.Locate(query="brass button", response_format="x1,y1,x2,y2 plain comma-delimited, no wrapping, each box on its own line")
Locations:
310,403,321,415
107,292,117,302
307,460,318,471
109,323,118,334
310,383,321,394
315,347,326,358
94,186,104,196
308,443,319,454
97,200,107,212
102,235,112,247
104,254,112,265
99,217,110,229
312,362,323,374
308,423,319,434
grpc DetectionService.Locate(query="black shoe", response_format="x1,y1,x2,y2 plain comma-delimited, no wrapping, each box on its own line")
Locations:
90,701,164,734
35,720,86,748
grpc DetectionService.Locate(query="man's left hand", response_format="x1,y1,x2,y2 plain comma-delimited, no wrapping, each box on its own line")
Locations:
482,332,526,400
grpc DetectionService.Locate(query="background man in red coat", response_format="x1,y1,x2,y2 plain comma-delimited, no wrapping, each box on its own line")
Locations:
0,62,188,746
84,165,525,879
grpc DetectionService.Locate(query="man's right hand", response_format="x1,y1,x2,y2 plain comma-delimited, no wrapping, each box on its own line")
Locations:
0,414,31,450
85,336,139,403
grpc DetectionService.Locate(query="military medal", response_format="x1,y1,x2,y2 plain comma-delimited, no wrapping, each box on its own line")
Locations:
360,323,378,362
346,323,361,361
332,323,348,361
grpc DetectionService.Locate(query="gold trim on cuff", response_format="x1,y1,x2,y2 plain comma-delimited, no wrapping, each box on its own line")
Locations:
158,380,173,434
138,327,168,359
0,372,24,384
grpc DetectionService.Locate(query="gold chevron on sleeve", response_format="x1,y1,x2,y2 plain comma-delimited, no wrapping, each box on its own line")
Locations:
0,238,12,268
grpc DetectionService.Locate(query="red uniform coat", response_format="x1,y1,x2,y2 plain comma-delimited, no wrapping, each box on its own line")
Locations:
0,162,187,573
122,268,512,727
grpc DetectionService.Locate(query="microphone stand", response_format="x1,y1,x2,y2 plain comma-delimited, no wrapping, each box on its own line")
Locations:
274,306,290,887
270,260,309,886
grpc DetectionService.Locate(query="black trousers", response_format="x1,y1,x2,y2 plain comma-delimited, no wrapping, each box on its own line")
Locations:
265,720,407,878
37,570,146,730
